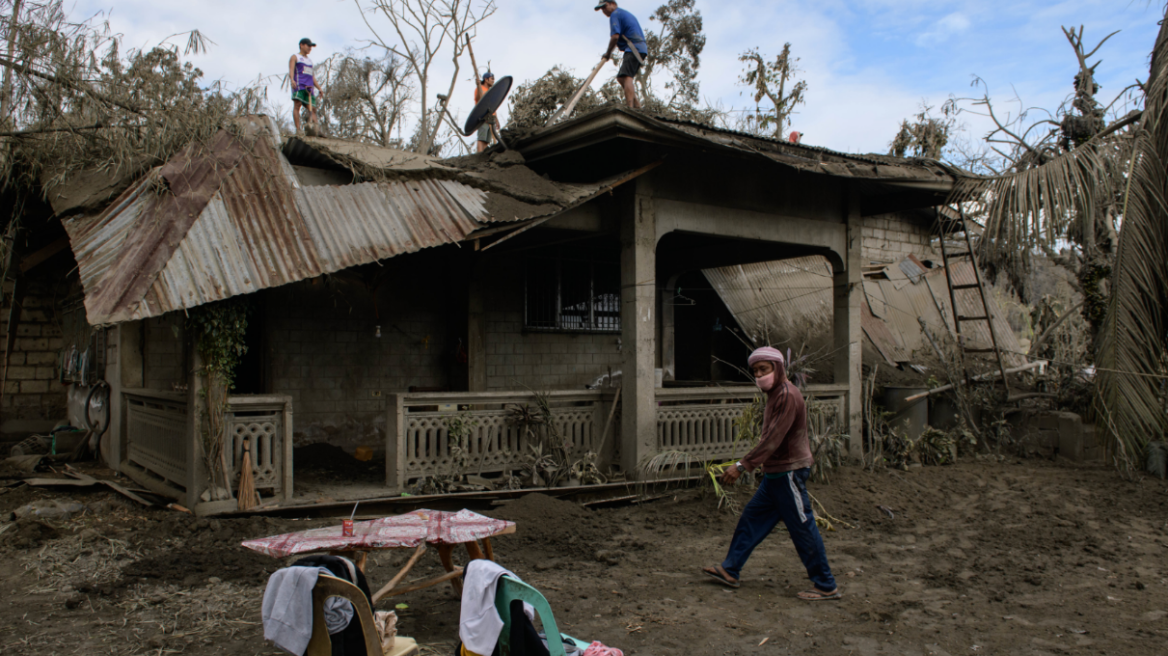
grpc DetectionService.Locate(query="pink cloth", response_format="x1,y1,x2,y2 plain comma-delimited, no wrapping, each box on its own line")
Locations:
241,509,514,558
747,346,785,368
582,642,624,656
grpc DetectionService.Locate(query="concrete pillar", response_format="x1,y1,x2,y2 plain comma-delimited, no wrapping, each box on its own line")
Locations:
467,258,487,392
833,193,864,456
106,322,144,473
620,187,657,475
184,347,207,510
386,393,406,490
659,273,680,382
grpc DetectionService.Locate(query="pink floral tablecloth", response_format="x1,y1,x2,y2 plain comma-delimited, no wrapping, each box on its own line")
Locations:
240,509,515,558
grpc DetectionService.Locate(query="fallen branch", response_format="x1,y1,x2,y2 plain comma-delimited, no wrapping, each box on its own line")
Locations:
904,361,1047,403
0,56,146,115
1028,301,1085,357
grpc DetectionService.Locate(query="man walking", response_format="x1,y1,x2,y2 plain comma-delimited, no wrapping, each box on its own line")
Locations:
474,71,496,152
702,347,841,601
288,37,322,134
595,1,647,109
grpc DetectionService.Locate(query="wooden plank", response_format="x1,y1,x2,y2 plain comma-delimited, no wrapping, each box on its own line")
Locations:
379,568,464,598
19,237,70,273
371,543,428,603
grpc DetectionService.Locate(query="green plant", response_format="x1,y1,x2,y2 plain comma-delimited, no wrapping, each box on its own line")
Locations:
186,299,249,500
568,451,607,485
916,427,956,466
187,299,250,388
732,396,764,453
444,413,478,479
880,428,915,471
704,461,742,514
507,390,575,487
522,443,560,487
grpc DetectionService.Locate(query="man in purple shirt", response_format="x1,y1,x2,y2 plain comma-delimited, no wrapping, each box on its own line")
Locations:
288,38,323,134
596,1,647,109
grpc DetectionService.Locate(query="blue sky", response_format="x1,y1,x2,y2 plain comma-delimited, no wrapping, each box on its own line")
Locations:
72,0,1161,155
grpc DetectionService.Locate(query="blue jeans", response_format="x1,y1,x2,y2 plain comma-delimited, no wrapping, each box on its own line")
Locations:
721,468,837,592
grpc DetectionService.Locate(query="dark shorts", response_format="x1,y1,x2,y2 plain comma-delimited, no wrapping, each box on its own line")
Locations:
477,121,491,144
618,50,643,78
292,89,318,107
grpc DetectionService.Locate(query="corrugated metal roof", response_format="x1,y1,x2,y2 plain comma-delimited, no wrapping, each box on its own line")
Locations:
63,122,492,326
706,255,1025,371
285,135,605,225
703,257,835,344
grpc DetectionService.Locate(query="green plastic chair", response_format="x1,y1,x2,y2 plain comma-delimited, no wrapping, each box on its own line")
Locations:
493,577,588,656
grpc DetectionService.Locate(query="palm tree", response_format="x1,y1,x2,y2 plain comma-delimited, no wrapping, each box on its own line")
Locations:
952,8,1168,470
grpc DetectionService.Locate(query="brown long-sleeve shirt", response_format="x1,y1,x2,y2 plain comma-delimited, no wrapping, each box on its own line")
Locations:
740,381,813,474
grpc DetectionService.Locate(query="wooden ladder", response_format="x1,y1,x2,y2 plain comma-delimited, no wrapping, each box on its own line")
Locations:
937,205,1013,400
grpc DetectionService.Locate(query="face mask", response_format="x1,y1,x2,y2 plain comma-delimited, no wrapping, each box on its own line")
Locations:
755,372,776,392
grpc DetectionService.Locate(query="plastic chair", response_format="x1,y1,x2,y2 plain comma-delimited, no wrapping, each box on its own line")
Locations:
493,577,588,656
305,575,420,656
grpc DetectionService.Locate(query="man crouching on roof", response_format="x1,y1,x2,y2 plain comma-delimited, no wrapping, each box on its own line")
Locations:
702,346,842,601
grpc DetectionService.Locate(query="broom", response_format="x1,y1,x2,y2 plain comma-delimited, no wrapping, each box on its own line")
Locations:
237,441,260,511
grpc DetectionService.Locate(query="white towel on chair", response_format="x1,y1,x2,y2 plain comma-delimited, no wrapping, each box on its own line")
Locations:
459,560,534,656
262,567,354,656
263,566,319,655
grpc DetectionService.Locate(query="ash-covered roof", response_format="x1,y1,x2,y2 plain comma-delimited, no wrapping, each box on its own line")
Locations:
62,117,636,326
515,106,959,189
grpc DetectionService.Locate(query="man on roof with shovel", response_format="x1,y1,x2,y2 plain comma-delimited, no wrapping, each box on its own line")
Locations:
596,1,647,109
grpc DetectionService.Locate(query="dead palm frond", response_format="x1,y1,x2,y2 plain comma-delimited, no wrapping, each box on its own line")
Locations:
1094,13,1168,467
950,137,1128,274
952,8,1168,468
638,450,697,480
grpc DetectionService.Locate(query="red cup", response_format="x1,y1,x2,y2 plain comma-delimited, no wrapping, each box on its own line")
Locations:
342,519,354,537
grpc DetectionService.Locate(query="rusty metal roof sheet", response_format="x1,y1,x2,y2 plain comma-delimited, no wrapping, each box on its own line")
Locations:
63,121,491,326
703,257,836,345
706,255,1025,371
284,136,605,225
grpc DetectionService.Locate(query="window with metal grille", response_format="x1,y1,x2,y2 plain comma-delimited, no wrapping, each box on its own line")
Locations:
525,256,621,332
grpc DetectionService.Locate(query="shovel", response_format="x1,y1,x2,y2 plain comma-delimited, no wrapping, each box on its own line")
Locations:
546,55,609,126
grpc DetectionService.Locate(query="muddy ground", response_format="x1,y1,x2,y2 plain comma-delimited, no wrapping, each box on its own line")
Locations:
2,457,1166,655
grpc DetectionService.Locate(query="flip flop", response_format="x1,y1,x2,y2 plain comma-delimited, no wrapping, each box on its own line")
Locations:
797,588,842,601
702,565,740,589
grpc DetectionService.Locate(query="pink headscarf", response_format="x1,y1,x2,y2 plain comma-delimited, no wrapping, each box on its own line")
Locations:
747,346,785,369
748,346,791,443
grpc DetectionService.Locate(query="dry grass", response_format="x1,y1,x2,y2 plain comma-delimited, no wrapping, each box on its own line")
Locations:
20,534,140,592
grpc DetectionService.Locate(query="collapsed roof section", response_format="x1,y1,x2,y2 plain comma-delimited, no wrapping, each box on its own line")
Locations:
62,117,634,326
705,254,1025,373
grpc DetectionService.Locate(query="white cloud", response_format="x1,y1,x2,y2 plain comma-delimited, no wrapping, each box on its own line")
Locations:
915,12,972,47
68,0,1160,156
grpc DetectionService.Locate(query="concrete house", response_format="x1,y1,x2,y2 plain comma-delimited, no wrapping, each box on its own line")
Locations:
1,108,956,513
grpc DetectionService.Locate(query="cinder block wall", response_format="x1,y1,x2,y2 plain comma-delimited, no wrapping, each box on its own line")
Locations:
265,268,454,452
1,278,65,427
143,315,185,390
481,258,622,391
862,213,936,264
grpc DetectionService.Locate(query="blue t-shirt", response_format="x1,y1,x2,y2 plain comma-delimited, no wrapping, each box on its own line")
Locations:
609,7,648,55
